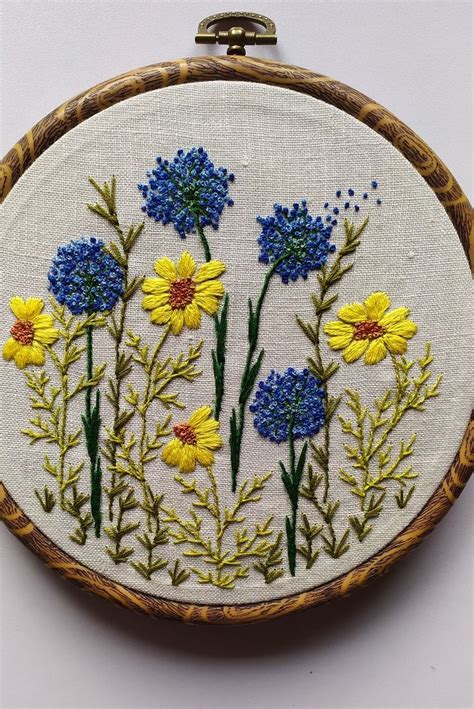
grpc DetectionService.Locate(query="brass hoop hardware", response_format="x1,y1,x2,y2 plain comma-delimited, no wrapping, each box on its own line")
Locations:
195,12,277,55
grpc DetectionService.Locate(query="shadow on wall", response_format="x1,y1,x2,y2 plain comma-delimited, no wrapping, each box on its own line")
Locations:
4,513,459,661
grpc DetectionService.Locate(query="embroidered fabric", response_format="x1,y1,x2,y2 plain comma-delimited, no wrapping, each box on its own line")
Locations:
0,81,472,604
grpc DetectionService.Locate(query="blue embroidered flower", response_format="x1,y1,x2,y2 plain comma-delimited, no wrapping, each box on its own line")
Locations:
256,201,335,284
48,237,123,315
138,147,235,238
250,368,325,443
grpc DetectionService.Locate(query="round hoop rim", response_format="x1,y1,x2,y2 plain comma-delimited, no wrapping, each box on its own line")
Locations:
1,55,472,624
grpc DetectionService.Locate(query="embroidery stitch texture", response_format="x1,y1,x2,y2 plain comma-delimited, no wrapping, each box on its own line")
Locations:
2,159,443,593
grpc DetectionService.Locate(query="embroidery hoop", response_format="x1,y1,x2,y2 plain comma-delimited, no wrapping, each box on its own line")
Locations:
0,55,472,624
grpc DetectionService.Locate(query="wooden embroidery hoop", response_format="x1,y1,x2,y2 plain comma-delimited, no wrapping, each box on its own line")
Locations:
0,55,472,624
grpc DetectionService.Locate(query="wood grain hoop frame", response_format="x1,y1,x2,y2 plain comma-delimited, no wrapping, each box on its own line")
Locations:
0,56,472,625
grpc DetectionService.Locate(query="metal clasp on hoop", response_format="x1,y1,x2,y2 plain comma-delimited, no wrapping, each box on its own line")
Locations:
195,12,277,55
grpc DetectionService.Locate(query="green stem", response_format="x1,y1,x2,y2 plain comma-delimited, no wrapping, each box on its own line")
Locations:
195,221,211,263
109,254,128,522
206,466,223,582
85,326,93,418
138,323,171,528
196,219,227,421
230,257,284,492
83,324,102,537
286,423,298,576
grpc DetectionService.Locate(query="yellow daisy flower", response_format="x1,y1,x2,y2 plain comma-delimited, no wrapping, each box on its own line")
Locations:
324,291,417,365
3,296,59,370
162,405,223,473
142,251,225,335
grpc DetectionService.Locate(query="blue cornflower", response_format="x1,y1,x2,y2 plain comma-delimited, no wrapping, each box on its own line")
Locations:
256,201,335,284
250,368,325,443
138,147,235,238
48,237,123,315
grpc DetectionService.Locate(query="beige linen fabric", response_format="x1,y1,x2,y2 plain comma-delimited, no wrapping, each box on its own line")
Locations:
0,81,472,605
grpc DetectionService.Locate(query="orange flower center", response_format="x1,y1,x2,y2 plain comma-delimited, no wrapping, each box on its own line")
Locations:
353,320,385,340
169,278,195,310
173,423,197,446
11,319,35,345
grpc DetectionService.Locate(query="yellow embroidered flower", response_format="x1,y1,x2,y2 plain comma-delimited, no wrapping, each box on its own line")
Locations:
324,291,417,365
142,251,225,335
3,297,59,369
162,406,223,473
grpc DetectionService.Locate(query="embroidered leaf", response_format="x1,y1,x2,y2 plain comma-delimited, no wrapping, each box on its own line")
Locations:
165,468,275,589
34,486,56,513
395,484,416,509
168,559,191,587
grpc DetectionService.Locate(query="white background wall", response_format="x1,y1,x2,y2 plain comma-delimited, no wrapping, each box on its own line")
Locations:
0,1,472,708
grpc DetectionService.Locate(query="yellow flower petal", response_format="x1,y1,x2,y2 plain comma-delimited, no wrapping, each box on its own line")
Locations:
383,333,408,355
195,260,226,283
178,444,197,473
328,334,353,350
183,301,201,329
194,293,220,315
142,277,170,295
195,447,215,468
195,280,225,298
177,251,196,279
364,291,390,321
150,304,172,325
170,309,184,335
197,432,223,451
379,307,409,328
323,321,354,337
14,342,45,369
162,439,183,466
31,313,54,328
2,338,19,361
386,320,417,339
33,327,59,346
31,314,59,345
337,302,366,323
195,418,220,436
143,293,169,310
188,406,213,428
342,339,368,363
365,338,387,365
10,296,44,321
153,257,177,281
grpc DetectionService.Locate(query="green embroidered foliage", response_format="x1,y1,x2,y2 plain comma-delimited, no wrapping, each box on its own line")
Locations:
296,219,366,562
131,484,169,580
254,531,285,584
20,301,106,545
395,484,416,509
229,258,282,492
211,292,228,420
87,176,145,529
339,344,442,540
301,465,350,559
65,487,94,545
34,486,56,513
194,220,228,421
103,328,202,563
297,514,322,569
104,484,140,563
168,559,191,587
163,471,277,589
